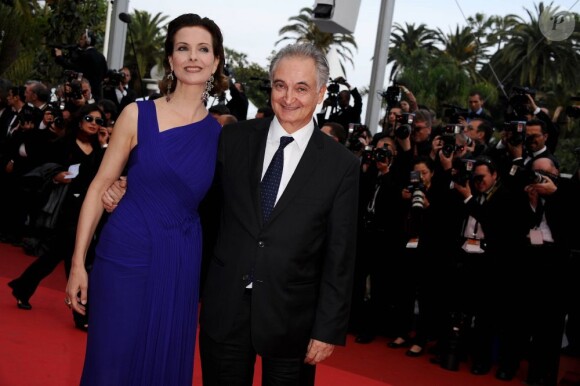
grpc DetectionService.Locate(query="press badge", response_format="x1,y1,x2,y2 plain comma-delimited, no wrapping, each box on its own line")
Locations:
462,238,484,254
529,229,544,245
406,238,419,249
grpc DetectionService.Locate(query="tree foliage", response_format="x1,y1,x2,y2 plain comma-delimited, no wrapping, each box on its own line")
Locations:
277,7,357,76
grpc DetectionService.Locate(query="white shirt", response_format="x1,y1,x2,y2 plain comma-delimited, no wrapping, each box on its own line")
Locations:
261,116,314,205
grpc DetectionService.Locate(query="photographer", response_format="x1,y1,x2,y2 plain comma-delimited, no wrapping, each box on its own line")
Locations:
226,79,249,121
453,156,530,380
399,85,418,113
102,67,136,114
520,157,577,386
464,117,493,157
391,152,463,358
54,29,108,101
325,76,362,129
507,88,559,153
351,136,410,344
411,109,433,158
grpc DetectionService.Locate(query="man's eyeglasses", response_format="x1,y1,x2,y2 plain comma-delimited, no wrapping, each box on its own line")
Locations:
83,115,104,126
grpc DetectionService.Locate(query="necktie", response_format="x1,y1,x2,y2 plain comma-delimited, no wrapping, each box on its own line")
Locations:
261,136,294,222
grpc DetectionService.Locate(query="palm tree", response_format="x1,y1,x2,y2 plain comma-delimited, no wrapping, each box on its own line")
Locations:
388,22,441,81
276,7,357,76
125,10,168,80
487,2,580,95
437,25,480,81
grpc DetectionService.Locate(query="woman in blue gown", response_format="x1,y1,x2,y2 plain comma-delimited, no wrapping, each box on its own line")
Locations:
65,14,228,385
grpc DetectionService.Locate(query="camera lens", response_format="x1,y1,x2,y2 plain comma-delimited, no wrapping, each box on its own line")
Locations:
411,189,425,209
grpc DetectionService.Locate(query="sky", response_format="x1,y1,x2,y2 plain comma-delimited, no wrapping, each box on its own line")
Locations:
128,0,578,118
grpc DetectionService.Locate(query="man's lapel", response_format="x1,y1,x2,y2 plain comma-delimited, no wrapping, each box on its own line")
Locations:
248,118,271,228
266,128,324,225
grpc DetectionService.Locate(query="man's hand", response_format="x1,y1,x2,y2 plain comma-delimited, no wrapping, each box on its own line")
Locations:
53,171,73,184
102,177,127,212
526,175,558,196
304,339,334,365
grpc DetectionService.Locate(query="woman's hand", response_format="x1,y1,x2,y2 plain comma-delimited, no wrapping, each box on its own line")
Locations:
65,265,88,315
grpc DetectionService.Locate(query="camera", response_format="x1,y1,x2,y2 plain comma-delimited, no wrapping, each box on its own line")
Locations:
509,86,536,117
360,145,374,166
345,124,368,152
452,158,475,186
45,103,65,129
380,83,401,107
394,112,415,139
374,145,393,164
509,164,547,186
442,104,469,124
49,43,79,60
323,78,341,112
439,124,462,157
408,170,426,210
503,121,526,146
103,69,126,88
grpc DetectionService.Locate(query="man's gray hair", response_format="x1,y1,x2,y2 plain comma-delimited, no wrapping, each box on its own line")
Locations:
269,43,329,91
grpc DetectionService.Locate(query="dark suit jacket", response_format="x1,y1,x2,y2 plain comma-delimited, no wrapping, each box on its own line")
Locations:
200,117,360,358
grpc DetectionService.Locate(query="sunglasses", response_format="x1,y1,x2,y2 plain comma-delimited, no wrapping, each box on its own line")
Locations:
83,115,104,126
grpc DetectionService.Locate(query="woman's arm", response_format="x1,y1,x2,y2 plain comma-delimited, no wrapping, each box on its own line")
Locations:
66,103,138,313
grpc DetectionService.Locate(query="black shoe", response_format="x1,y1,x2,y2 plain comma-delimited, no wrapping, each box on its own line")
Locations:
16,298,32,310
8,282,31,310
405,346,424,357
387,338,410,348
355,333,375,344
470,363,491,375
495,368,516,381
74,320,88,332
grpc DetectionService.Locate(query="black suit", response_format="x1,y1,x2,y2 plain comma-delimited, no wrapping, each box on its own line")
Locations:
522,178,577,385
200,117,359,385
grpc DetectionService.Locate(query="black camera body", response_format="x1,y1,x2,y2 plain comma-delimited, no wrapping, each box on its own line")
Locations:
442,104,469,124
452,158,475,186
394,112,415,139
103,69,126,88
509,86,536,117
324,79,341,110
439,124,462,157
45,103,65,129
503,121,526,146
509,164,550,186
361,144,393,167
345,124,368,152
380,84,401,107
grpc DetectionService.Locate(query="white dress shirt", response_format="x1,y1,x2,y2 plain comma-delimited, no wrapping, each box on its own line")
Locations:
261,116,314,205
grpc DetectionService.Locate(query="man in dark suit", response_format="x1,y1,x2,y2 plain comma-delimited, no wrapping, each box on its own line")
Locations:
521,157,576,386
199,43,359,386
325,76,362,130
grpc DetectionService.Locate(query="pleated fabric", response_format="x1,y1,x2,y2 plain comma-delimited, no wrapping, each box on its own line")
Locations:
80,100,220,386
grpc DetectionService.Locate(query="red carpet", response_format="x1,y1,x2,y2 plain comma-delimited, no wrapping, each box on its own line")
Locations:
1,242,578,385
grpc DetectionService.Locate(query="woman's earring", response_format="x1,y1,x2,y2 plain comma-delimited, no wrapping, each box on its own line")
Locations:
166,71,174,102
201,74,214,102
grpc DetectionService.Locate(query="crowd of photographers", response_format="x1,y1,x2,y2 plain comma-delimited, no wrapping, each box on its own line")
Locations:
321,79,580,386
